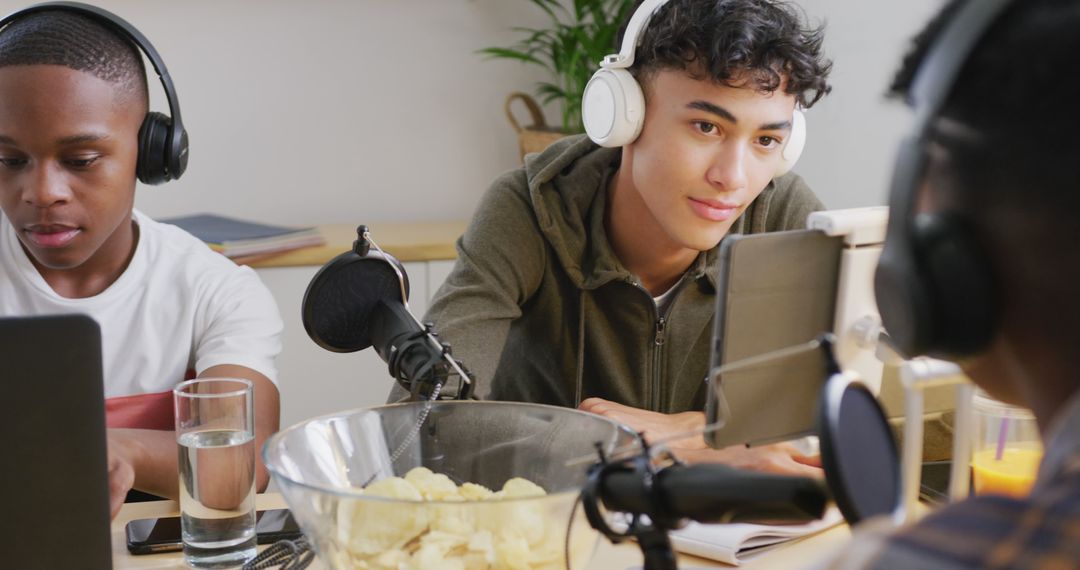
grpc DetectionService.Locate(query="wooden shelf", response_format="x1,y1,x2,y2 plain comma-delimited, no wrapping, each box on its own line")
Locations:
247,220,467,268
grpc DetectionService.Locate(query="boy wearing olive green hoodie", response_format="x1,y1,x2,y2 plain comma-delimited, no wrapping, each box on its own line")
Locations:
397,0,833,475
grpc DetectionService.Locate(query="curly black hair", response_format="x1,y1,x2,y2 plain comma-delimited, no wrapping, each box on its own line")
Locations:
0,9,147,103
627,0,832,108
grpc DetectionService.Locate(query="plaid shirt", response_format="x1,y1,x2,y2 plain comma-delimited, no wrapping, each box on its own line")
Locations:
869,391,1080,569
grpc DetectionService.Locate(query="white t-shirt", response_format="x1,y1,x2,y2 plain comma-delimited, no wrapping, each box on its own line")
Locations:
1,210,282,428
653,274,686,315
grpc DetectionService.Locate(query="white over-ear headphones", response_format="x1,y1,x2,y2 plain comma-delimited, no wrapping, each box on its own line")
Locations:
581,0,807,176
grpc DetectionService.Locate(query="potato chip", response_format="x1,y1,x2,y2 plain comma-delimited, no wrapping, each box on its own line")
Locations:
335,470,583,569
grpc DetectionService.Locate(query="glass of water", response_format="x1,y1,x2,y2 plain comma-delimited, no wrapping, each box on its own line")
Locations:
174,378,257,568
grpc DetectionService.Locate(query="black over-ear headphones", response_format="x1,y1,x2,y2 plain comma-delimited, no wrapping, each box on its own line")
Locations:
874,0,1013,360
0,1,189,185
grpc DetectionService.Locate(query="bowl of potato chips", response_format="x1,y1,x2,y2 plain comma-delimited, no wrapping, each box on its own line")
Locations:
264,400,637,569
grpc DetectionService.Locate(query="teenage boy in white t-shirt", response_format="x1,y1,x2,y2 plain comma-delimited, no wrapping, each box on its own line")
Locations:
0,9,282,519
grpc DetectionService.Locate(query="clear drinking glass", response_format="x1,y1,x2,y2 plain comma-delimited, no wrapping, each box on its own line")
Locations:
971,389,1043,498
174,378,257,568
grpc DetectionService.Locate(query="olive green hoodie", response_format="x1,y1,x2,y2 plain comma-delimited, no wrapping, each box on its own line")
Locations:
403,134,823,413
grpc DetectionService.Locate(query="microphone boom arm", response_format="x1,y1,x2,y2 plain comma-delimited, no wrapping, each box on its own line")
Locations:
357,227,474,400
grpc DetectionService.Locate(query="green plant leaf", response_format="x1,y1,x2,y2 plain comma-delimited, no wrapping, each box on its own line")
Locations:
527,0,564,22
570,0,588,21
536,83,567,101
479,0,639,133
477,47,538,63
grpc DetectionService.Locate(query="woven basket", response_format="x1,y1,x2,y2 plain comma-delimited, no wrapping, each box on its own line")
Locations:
505,92,570,162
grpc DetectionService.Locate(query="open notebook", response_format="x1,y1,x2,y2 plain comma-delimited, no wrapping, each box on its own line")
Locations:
669,507,844,566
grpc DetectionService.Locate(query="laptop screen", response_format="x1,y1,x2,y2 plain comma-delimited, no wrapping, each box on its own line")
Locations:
0,314,112,569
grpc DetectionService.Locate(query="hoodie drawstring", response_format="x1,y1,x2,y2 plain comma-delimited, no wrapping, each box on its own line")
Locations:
575,289,586,406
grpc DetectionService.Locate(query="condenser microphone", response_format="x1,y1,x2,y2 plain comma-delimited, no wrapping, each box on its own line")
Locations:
581,441,828,570
301,226,472,399
592,462,828,526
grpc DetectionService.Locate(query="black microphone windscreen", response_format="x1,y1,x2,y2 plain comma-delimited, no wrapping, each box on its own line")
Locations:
302,249,410,353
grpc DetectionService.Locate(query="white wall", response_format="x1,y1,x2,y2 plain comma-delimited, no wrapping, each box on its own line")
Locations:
796,0,943,208
0,0,558,225
1,0,944,222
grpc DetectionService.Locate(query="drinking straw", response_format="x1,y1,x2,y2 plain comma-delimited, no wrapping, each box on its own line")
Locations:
995,417,1009,461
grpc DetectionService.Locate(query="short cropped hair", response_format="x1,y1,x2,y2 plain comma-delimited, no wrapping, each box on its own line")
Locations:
0,9,147,104
628,0,833,108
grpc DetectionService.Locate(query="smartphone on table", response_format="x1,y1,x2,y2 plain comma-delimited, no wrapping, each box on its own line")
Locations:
125,508,302,554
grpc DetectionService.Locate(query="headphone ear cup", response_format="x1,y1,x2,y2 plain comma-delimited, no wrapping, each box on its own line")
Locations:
582,68,645,147
775,108,806,176
912,213,998,357
169,127,189,181
137,112,171,185
874,237,935,358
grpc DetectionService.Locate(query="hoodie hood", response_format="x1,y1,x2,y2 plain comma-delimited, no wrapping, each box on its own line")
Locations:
523,134,625,290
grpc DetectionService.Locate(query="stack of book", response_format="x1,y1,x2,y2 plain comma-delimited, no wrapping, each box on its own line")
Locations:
160,213,325,263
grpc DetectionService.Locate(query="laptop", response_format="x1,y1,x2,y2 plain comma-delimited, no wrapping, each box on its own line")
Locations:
0,315,112,569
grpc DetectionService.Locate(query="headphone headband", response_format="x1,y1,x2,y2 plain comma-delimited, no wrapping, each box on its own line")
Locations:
603,0,671,69
907,0,1014,135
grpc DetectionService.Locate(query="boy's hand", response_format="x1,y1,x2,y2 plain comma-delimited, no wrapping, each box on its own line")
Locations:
105,431,138,520
578,397,823,478
676,443,823,478
579,397,708,449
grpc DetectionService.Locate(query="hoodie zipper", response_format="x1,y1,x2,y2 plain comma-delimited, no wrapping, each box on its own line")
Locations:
629,276,680,411
652,316,667,410
628,279,661,410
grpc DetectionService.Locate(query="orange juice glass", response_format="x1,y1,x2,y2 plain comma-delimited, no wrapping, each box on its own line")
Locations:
971,389,1042,498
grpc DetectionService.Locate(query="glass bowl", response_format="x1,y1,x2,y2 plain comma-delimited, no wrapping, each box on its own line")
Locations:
263,400,636,569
